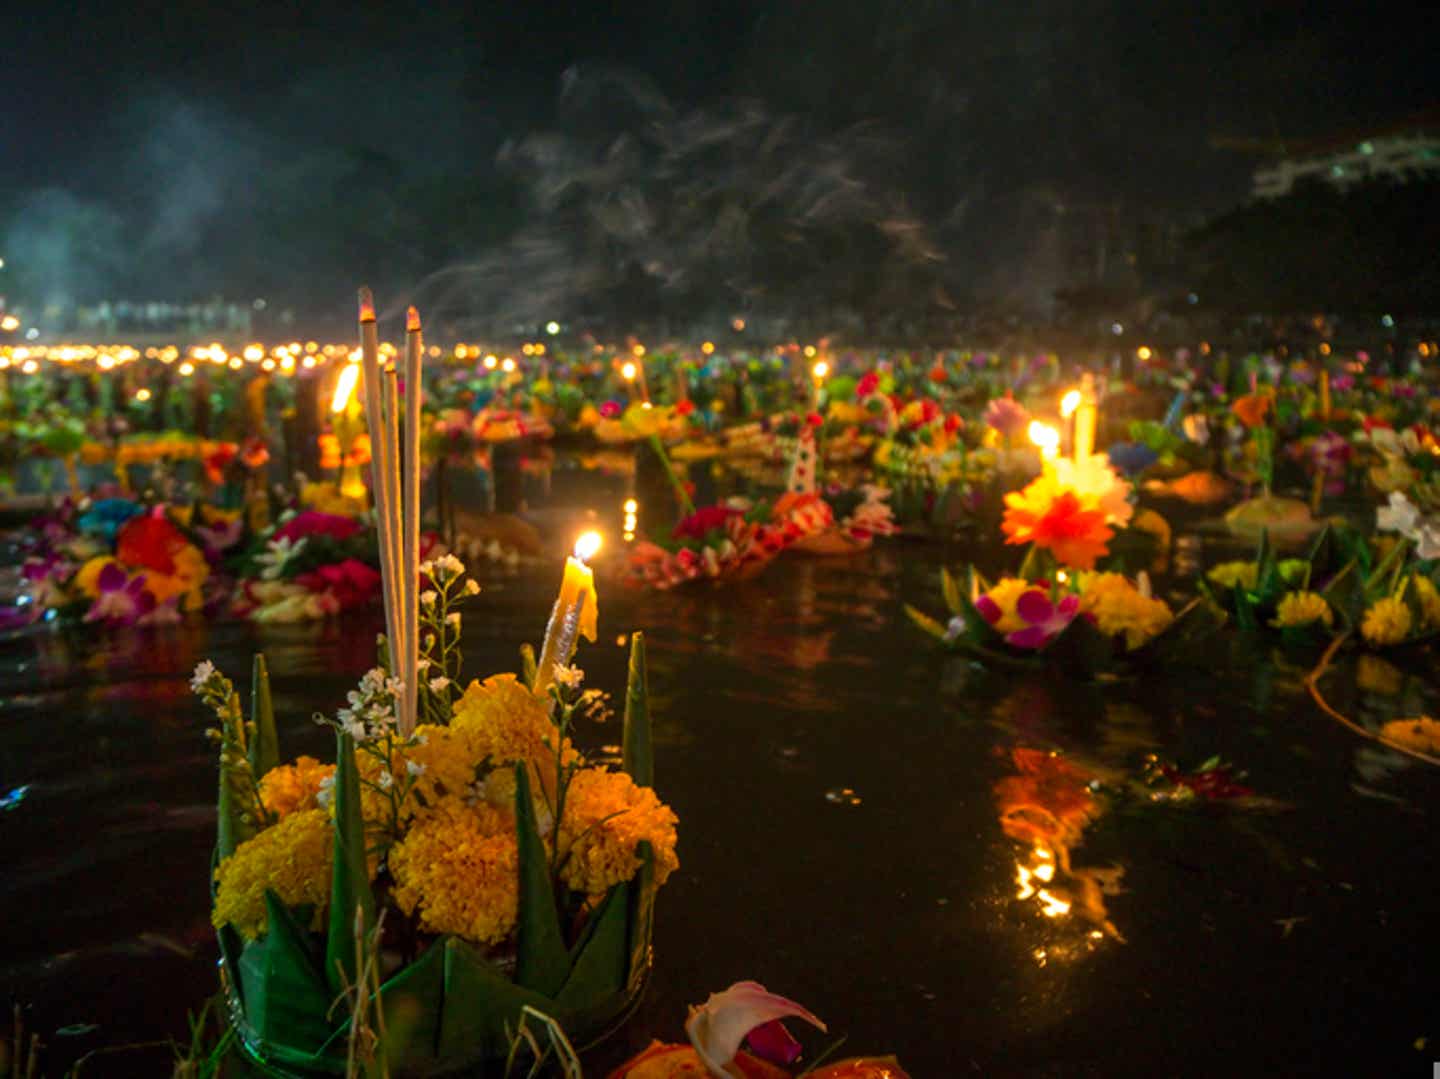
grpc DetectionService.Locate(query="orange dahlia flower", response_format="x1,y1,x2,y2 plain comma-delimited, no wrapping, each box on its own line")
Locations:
1001,474,1113,569
1231,392,1272,428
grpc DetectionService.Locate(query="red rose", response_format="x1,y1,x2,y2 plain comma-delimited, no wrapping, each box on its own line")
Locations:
273,511,363,544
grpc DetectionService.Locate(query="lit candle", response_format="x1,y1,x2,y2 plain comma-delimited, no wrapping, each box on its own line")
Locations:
810,359,829,412
1060,388,1080,457
535,531,601,695
1319,370,1331,421
1073,373,1097,462
1028,420,1060,464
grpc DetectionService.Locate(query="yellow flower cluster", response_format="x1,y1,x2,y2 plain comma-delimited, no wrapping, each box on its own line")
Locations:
389,797,519,945
1361,596,1412,647
1207,562,1258,590
451,675,576,770
1412,575,1440,629
1271,590,1333,630
557,767,679,898
212,809,333,940
1076,572,1174,650
355,724,478,830
979,578,1032,635
259,756,335,819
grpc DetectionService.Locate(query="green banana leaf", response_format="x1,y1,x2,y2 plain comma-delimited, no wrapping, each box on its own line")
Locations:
237,892,336,1050
249,654,279,778
512,764,569,996
325,731,375,997
623,632,652,787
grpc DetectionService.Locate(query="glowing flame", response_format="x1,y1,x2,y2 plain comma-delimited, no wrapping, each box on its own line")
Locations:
331,362,361,413
501,357,516,373
134,388,152,402
358,289,376,323
573,531,602,562
483,354,498,369
621,361,638,381
406,306,421,333
812,360,830,380
1028,420,1060,457
1136,346,1153,361
701,341,715,354
1060,389,1081,418
622,498,638,514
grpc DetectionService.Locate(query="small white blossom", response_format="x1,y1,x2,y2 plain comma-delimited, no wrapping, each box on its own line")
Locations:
420,590,438,608
429,675,451,693
433,553,465,581
406,760,426,777
378,768,394,790
446,612,461,626
190,660,217,692
257,535,307,580
316,773,335,810
552,664,584,690
464,579,481,596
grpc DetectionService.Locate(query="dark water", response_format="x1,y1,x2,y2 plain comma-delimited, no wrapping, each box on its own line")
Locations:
2,457,1437,1077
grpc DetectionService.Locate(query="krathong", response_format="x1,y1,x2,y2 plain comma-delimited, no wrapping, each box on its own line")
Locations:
192,294,676,1073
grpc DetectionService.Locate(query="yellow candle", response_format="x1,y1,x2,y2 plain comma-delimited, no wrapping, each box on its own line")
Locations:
1319,370,1331,420
535,531,601,694
1073,373,1097,462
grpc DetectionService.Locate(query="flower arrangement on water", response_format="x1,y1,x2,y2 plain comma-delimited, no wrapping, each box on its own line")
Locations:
627,500,793,589
1199,522,1440,651
7,498,235,628
230,505,386,623
907,565,1213,676
594,402,690,445
195,556,675,1072
610,981,909,1078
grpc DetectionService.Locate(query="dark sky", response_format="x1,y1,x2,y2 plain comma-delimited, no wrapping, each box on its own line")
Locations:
1,1,1436,310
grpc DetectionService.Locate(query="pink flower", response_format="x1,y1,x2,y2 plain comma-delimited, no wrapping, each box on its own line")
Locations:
273,511,362,544
684,981,827,1074
294,558,381,609
1005,589,1080,650
599,400,623,419
85,562,156,627
983,394,1030,440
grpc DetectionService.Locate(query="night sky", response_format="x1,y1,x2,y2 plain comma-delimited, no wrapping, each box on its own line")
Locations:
2,1,1435,316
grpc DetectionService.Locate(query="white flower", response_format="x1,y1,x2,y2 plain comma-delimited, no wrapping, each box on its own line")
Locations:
1377,491,1420,536
257,535,307,580
552,664,584,690
434,553,465,580
420,590,438,608
428,675,451,693
342,717,365,741
446,612,461,626
190,660,217,692
316,773,336,810
378,768,394,790
1418,524,1440,561
406,760,426,778
464,579,481,596
943,616,965,643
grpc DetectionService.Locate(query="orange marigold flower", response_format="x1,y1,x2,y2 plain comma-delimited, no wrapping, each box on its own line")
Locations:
1001,475,1113,569
1231,392,1272,428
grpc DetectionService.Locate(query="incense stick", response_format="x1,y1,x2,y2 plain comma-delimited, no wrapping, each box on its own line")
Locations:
402,307,424,737
358,290,401,666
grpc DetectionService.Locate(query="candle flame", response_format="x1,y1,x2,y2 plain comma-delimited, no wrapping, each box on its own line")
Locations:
812,360,830,379
621,361,637,380
406,305,422,333
1060,389,1081,418
358,288,376,323
1028,420,1060,456
331,362,361,413
574,531,602,562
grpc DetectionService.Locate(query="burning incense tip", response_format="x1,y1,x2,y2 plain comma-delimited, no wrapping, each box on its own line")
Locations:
406,306,422,333
358,288,377,323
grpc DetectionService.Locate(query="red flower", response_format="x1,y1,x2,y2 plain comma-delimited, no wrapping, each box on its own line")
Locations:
673,505,742,541
675,399,695,416
856,372,880,398
116,512,190,576
599,400,623,419
928,363,948,383
240,437,270,470
273,511,362,544
943,413,962,434
805,412,823,427
295,558,381,609
203,443,238,484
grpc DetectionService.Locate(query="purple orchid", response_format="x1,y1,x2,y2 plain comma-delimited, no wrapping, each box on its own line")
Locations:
195,516,244,558
84,562,156,627
1005,589,1080,650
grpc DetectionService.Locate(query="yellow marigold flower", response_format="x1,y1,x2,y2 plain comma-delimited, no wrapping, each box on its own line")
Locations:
1076,572,1174,650
451,674,576,769
259,756,335,819
356,724,478,830
1271,590,1333,630
1206,561,1258,590
1361,596,1412,647
979,577,1033,635
389,797,519,946
1412,575,1440,629
557,767,679,898
211,809,332,941
1355,654,1403,696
